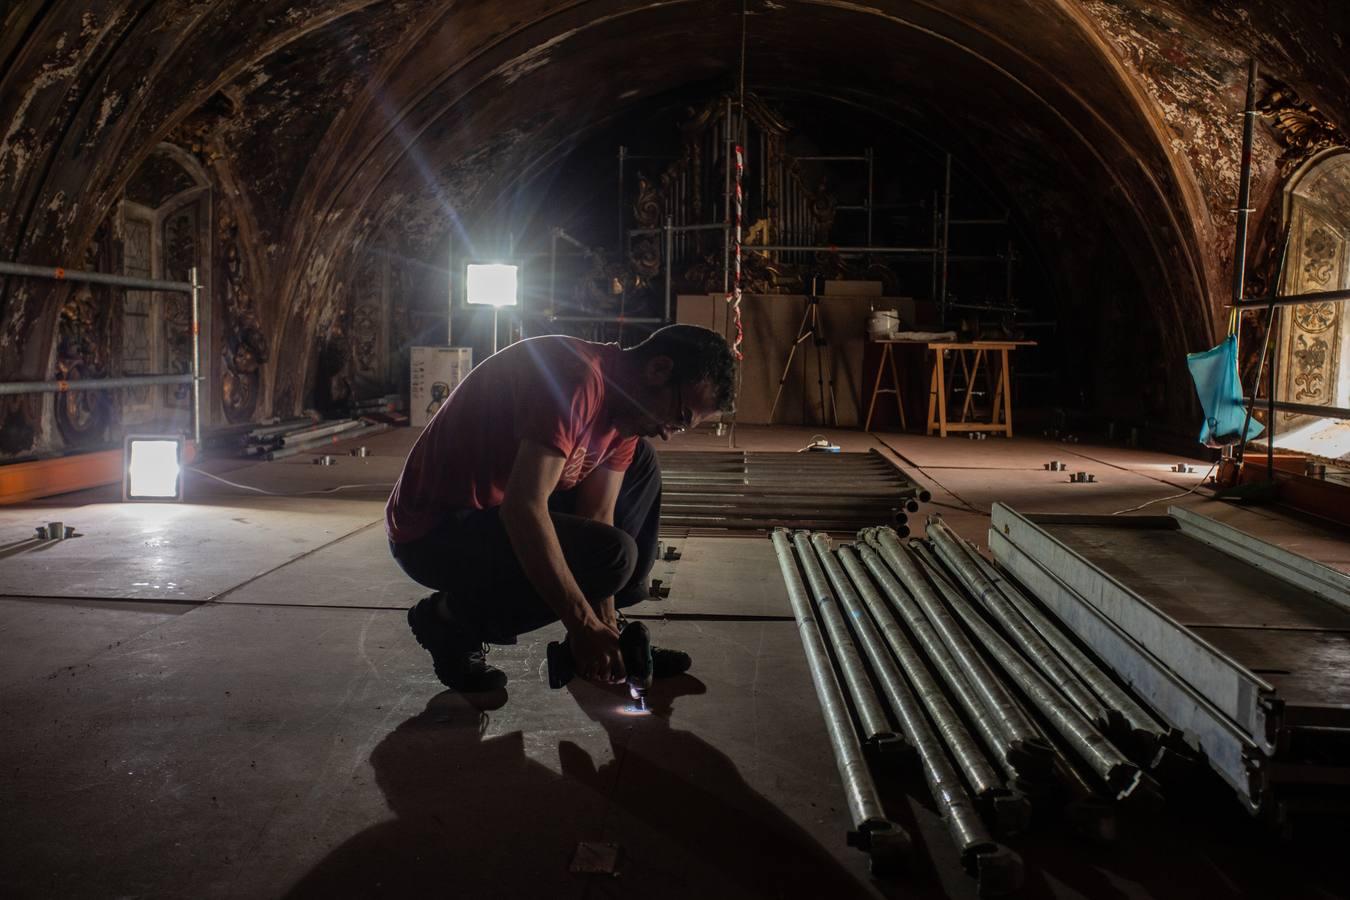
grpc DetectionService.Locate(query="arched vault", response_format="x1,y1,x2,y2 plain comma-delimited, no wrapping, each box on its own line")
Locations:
1,1,1346,443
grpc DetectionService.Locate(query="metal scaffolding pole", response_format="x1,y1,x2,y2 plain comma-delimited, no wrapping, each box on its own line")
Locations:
911,543,1151,801
276,418,367,445
816,539,1024,890
0,260,204,444
617,144,627,250
664,215,674,322
855,537,1027,784
865,528,1054,777
746,244,939,255
267,422,389,461
792,531,902,754
931,191,940,303
770,529,910,873
958,534,1165,745
0,373,193,394
189,266,202,446
866,147,875,246
548,229,558,320
1232,59,1258,311
1240,397,1350,420
1231,285,1350,309
927,518,1114,731
723,96,733,301
940,154,952,324
0,260,192,294
629,222,729,237
826,542,1006,801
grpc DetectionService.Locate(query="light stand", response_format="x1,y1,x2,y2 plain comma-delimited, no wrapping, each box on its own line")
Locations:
768,275,838,426
465,262,519,356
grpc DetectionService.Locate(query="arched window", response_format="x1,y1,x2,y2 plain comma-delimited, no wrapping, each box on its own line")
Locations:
1274,150,1350,458
120,144,211,428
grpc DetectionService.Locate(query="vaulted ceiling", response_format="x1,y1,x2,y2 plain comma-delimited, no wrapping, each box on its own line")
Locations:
1,0,1346,430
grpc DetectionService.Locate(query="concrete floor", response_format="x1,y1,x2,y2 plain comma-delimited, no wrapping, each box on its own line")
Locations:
1,425,1347,899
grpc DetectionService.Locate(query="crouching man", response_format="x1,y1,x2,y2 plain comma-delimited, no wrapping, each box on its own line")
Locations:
388,324,736,690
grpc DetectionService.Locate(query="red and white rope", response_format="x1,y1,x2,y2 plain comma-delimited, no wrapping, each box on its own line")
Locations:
730,143,745,360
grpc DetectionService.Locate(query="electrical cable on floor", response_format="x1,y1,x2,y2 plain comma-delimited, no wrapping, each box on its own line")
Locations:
927,498,986,515
798,434,841,452
188,466,393,497
1109,460,1219,515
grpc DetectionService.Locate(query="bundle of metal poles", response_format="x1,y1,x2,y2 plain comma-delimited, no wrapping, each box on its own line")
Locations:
772,514,1200,890
238,417,389,461
350,393,405,416
772,527,1023,896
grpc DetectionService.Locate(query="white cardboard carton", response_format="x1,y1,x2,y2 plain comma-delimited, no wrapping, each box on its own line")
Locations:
410,346,473,427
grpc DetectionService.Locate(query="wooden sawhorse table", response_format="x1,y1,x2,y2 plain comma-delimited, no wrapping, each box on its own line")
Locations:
865,339,1035,436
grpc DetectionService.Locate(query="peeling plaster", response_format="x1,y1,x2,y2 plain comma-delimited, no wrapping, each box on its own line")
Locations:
1083,0,1256,210
1081,0,1287,308
0,43,83,189
494,27,578,85
94,91,124,133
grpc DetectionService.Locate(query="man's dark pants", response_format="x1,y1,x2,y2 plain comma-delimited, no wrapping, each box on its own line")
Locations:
390,439,661,643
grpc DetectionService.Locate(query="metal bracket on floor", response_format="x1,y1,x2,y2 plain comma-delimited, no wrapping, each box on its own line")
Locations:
647,541,682,600
34,521,76,540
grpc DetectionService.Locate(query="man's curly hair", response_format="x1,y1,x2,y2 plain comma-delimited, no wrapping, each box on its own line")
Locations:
628,324,737,412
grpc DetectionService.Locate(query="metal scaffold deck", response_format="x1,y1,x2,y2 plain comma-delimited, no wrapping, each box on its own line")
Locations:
990,503,1350,822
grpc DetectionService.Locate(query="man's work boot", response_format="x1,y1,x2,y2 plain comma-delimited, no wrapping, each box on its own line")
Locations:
407,594,508,691
651,646,692,679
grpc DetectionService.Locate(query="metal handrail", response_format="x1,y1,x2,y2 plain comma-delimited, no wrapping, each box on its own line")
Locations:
0,261,192,294
1242,397,1350,421
1230,285,1350,310
0,373,193,394
0,260,203,445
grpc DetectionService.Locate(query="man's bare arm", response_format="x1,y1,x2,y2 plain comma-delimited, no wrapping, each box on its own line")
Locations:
572,465,625,628
500,441,623,681
573,465,623,524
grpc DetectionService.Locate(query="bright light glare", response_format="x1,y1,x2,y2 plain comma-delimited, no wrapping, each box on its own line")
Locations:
466,263,519,307
127,440,181,499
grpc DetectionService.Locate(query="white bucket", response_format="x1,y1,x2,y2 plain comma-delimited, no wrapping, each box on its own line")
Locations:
868,310,899,339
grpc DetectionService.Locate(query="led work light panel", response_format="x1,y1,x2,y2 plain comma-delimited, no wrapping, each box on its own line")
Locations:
465,263,519,307
123,436,184,501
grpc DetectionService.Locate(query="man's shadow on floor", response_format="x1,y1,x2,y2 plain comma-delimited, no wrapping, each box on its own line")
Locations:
283,677,907,899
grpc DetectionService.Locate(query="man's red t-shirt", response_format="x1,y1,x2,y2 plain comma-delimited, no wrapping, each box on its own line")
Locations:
386,336,638,543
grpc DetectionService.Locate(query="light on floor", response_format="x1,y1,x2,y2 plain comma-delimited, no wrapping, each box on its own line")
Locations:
123,436,183,501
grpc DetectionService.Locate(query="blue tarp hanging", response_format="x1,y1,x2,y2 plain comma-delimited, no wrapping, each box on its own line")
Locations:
1186,334,1263,448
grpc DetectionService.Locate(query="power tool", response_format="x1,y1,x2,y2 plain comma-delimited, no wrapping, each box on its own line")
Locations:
547,620,655,709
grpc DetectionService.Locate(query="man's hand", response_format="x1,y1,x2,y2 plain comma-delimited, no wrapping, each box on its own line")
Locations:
570,617,626,684
596,596,619,632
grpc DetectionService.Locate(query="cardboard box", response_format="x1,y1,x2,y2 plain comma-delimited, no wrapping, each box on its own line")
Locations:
410,346,473,427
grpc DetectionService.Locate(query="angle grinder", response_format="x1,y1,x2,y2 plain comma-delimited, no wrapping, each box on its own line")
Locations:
547,620,654,709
